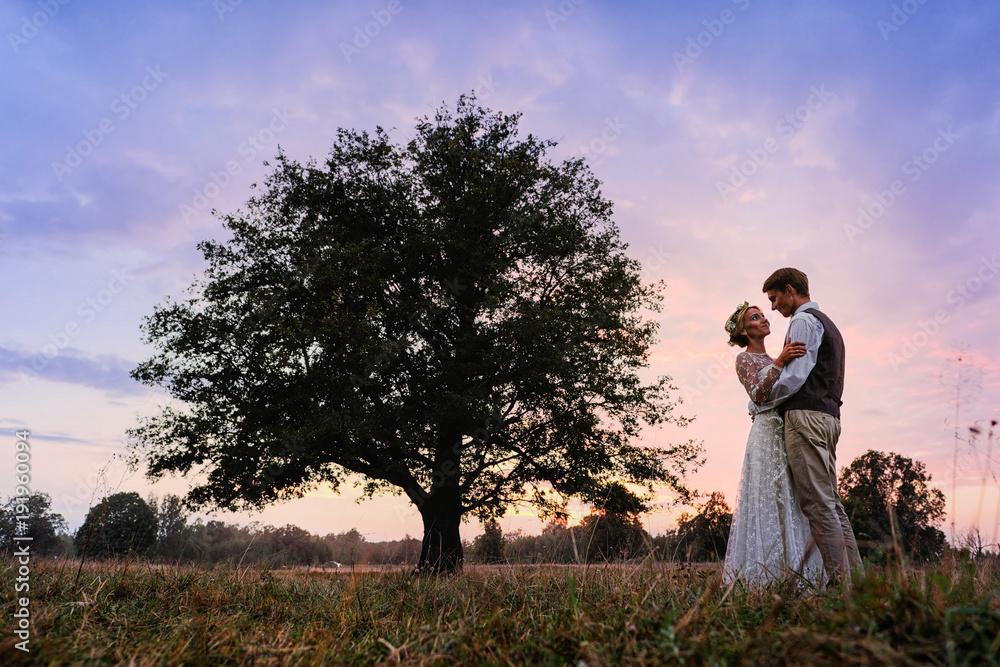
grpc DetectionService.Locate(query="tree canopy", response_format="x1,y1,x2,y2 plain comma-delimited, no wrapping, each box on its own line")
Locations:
0,491,68,556
655,491,733,562
576,480,652,562
129,95,700,573
470,518,506,564
148,493,190,558
75,492,158,558
839,450,947,562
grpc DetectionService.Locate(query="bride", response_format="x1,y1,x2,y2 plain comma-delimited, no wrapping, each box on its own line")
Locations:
722,301,824,584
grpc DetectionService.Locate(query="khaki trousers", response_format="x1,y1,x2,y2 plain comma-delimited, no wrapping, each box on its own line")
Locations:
783,409,862,578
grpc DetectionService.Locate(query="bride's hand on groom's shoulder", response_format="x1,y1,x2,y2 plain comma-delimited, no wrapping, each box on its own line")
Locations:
774,340,806,368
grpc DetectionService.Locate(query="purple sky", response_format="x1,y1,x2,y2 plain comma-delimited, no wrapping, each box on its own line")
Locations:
2,0,998,545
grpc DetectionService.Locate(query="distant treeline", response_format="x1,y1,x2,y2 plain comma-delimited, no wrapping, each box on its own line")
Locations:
171,522,424,567
3,449,982,567
0,491,427,567
1,490,722,566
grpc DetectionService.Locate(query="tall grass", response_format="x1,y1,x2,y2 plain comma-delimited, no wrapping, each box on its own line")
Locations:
2,556,998,665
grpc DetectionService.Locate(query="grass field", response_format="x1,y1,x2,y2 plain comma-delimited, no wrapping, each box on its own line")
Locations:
2,556,998,665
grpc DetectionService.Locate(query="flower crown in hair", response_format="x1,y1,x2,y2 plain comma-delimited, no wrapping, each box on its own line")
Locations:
725,301,750,345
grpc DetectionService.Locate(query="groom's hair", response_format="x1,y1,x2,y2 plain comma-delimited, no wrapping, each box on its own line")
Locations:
762,268,810,298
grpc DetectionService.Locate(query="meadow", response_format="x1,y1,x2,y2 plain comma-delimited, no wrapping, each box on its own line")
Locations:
2,556,998,666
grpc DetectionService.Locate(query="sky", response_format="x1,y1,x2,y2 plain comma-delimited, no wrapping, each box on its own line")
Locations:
2,0,999,547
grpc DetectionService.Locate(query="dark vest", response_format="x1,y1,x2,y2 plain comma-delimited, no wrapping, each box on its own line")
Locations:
779,307,845,419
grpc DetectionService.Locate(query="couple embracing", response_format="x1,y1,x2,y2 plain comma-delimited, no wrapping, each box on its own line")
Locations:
723,267,863,586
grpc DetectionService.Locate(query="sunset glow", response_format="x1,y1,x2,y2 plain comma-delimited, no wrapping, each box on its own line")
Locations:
2,0,998,546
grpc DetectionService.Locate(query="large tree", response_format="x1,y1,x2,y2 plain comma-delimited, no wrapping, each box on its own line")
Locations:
839,450,947,562
129,95,700,574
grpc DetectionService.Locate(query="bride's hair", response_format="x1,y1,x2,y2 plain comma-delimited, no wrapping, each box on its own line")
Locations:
725,304,759,347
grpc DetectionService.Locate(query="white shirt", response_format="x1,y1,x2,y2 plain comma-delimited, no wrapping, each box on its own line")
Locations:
749,301,824,415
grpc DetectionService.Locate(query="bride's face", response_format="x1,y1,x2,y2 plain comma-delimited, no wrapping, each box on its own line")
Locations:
742,308,770,340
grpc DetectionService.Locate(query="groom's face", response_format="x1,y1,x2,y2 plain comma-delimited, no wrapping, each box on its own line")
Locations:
766,286,796,318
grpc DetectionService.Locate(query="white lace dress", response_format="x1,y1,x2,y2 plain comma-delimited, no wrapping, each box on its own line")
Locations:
723,351,824,585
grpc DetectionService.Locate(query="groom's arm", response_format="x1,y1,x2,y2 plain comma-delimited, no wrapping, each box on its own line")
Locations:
757,312,823,410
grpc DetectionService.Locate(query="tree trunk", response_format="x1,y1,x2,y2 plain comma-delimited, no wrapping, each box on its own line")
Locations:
416,485,464,575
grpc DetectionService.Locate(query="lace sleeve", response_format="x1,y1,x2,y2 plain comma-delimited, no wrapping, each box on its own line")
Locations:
736,352,782,405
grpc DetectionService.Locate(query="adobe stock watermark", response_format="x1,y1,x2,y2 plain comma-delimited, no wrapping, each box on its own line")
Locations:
13,429,32,653
340,0,405,63
638,246,673,286
545,0,586,30
673,0,751,72
17,268,131,384
179,107,294,224
887,254,999,370
474,73,501,102
50,66,169,182
570,117,628,164
682,348,741,399
7,0,71,53
214,0,242,20
717,84,834,202
843,126,959,243
878,0,930,40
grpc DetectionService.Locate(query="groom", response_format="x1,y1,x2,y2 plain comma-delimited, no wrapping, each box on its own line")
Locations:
758,267,861,580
